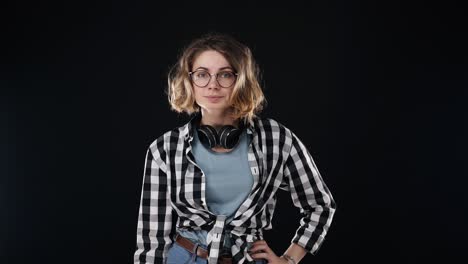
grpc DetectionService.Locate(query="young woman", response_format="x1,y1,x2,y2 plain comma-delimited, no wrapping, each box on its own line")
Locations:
134,33,336,264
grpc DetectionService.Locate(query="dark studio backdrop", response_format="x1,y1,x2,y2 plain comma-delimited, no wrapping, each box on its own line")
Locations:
2,1,466,263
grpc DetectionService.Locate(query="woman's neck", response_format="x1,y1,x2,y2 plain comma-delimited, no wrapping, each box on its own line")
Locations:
199,109,239,129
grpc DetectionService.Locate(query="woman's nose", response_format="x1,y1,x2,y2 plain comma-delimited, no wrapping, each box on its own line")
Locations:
207,75,220,89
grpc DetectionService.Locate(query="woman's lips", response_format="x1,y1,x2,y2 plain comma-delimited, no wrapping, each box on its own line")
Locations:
205,96,223,102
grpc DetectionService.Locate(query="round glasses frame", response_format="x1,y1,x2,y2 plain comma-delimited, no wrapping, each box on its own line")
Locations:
188,70,239,88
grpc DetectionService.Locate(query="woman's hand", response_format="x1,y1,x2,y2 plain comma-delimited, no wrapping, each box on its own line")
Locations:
248,240,289,264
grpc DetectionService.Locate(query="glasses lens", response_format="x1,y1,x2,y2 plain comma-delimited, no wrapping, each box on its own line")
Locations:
217,71,236,88
190,70,237,88
191,70,210,87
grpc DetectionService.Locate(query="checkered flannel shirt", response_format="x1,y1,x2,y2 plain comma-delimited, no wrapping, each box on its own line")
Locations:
134,113,336,263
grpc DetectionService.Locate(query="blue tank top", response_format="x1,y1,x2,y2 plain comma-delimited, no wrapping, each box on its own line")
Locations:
177,127,253,248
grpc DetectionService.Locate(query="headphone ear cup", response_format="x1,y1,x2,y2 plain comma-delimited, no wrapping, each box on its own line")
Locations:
219,125,242,149
197,125,219,149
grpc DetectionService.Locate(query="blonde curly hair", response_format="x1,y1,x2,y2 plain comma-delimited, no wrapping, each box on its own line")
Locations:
166,33,267,125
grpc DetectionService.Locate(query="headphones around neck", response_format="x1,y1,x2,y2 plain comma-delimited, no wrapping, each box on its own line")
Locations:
196,122,244,149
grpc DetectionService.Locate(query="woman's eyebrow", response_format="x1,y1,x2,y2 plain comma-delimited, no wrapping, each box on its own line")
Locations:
193,66,234,71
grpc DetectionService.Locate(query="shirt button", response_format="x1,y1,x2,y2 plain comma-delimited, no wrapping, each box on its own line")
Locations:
252,167,258,175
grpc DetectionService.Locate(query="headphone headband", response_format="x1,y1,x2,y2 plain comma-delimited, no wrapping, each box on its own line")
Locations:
196,121,244,149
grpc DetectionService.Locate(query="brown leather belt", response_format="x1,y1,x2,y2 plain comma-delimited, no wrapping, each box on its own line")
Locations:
174,234,233,263
175,234,209,259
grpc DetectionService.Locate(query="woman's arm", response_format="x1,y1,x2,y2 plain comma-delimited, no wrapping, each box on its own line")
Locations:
249,129,336,263
282,130,337,258
134,144,174,263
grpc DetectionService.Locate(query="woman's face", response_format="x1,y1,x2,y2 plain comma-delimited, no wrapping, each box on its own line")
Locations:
191,50,236,113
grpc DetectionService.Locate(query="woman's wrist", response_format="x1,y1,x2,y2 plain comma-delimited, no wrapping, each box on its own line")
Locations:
281,243,305,264
281,254,297,264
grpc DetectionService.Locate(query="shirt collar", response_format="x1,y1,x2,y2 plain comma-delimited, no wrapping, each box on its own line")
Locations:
182,112,256,142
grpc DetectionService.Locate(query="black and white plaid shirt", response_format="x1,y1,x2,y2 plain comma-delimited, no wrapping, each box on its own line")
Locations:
134,113,336,264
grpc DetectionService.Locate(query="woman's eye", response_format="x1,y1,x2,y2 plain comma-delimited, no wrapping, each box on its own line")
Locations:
220,72,234,78
196,72,208,78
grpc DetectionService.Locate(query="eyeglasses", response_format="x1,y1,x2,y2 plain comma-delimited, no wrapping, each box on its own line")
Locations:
189,70,238,88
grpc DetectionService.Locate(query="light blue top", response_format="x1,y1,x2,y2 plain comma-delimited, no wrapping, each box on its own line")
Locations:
177,127,253,248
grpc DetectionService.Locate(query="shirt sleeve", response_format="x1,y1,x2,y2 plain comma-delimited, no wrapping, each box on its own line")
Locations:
134,143,175,263
282,130,336,255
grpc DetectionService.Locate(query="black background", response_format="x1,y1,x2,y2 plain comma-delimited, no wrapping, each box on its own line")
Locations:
2,1,466,263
